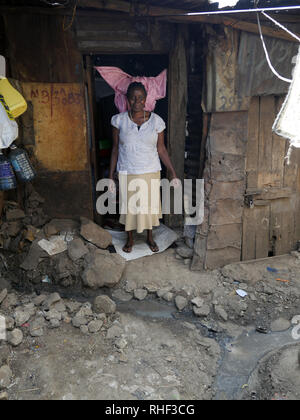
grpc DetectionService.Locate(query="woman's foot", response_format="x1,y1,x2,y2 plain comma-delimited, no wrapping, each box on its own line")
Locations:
123,233,134,253
146,239,159,253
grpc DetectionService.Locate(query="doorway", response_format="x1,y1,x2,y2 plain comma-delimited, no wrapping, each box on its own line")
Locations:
86,53,169,229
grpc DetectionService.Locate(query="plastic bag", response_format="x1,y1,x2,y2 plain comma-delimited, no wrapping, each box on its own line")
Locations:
0,101,18,148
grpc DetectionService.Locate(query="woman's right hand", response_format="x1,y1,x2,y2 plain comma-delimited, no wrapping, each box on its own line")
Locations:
108,178,116,195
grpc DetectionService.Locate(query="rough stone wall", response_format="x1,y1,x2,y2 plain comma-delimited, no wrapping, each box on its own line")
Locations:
191,111,248,270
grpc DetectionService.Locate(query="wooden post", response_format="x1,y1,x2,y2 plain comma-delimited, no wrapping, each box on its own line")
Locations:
166,24,188,228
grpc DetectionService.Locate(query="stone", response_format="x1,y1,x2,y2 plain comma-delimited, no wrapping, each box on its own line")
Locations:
157,288,171,298
82,251,125,289
80,217,112,249
193,305,210,317
4,316,14,331
115,337,127,350
51,301,66,313
133,289,148,301
88,320,103,333
1,293,18,310
0,289,7,305
49,319,61,329
271,318,291,332
68,238,89,261
6,209,25,221
80,325,89,334
44,219,79,236
93,295,116,314
162,292,173,302
125,279,137,293
72,316,88,328
20,240,46,271
43,293,61,310
191,297,204,308
7,329,23,347
33,294,47,306
0,365,12,389
106,325,123,339
0,391,8,400
176,244,194,259
0,345,10,365
65,300,82,314
45,309,62,321
175,296,188,311
30,317,46,337
6,221,21,237
14,310,31,327
112,289,133,302
214,305,228,322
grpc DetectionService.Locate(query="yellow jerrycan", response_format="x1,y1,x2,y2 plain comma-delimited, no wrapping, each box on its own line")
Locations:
0,77,27,118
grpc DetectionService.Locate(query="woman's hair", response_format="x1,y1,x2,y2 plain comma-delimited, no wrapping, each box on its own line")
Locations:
126,82,147,99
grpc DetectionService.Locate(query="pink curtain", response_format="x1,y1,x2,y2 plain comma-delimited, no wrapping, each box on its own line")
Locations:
95,66,167,112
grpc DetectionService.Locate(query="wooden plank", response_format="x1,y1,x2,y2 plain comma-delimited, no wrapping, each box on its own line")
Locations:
255,204,270,259
270,199,295,255
165,24,188,227
272,96,288,188
242,207,256,260
246,97,260,190
258,96,276,188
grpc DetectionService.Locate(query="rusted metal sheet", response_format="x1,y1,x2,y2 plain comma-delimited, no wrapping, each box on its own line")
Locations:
21,83,88,172
237,31,299,97
203,27,250,113
3,13,83,83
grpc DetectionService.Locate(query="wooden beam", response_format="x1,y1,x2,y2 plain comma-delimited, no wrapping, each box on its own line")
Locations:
161,15,300,43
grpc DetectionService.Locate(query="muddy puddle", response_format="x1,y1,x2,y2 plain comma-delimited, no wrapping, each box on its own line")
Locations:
115,298,300,400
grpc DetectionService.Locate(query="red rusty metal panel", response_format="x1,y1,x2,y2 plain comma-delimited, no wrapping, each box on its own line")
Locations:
21,83,88,172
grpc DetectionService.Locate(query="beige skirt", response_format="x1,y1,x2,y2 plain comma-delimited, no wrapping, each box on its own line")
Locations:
118,171,162,233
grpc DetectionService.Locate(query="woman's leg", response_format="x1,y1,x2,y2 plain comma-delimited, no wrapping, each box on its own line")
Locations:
123,230,134,253
146,229,159,253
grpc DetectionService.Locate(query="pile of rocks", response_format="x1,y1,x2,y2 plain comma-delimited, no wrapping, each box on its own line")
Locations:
0,289,131,397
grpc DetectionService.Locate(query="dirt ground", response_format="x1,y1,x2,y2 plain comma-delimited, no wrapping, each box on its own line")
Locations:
1,247,300,401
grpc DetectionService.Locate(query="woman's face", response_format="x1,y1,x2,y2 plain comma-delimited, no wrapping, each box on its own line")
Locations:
127,88,147,112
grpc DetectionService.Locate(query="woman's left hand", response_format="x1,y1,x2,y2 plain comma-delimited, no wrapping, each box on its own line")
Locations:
171,176,181,189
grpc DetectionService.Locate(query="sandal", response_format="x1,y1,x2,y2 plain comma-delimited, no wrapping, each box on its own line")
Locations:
147,240,159,253
123,241,133,253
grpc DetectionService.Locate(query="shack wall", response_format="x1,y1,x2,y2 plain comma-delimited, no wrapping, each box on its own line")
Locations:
192,26,300,270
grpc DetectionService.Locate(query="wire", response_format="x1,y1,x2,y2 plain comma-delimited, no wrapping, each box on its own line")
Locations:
262,11,300,43
62,0,77,31
256,12,292,83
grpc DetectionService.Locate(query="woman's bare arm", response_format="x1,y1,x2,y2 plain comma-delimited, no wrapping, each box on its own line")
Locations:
157,131,177,179
109,126,119,180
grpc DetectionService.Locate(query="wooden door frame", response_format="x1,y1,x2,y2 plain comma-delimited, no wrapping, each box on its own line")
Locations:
84,38,188,226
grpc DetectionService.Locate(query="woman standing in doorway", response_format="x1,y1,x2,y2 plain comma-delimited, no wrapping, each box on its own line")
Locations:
109,82,178,253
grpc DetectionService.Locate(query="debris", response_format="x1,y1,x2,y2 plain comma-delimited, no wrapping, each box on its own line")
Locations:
80,217,112,249
236,289,248,298
191,297,204,308
38,236,68,256
42,275,51,284
82,251,126,289
193,304,210,317
0,288,7,304
276,278,289,283
175,295,188,311
88,320,103,333
67,238,89,261
133,289,148,301
7,328,23,346
0,365,12,389
93,295,116,314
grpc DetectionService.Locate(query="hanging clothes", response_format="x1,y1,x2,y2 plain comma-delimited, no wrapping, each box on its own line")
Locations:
273,46,300,163
95,66,167,113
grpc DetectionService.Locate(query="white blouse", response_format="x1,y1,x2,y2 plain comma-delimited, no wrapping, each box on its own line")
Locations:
111,112,166,175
